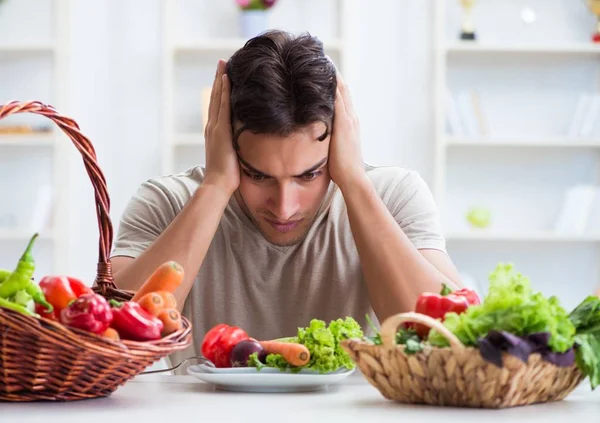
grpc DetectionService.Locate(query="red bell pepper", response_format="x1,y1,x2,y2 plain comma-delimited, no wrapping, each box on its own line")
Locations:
201,324,250,367
60,293,113,334
37,275,94,321
109,300,163,341
413,283,480,339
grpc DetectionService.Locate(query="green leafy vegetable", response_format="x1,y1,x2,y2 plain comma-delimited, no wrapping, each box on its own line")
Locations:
364,314,423,354
428,263,576,353
569,296,600,389
248,317,363,374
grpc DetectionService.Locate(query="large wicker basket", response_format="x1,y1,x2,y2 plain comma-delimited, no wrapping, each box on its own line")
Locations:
341,312,585,409
0,101,193,402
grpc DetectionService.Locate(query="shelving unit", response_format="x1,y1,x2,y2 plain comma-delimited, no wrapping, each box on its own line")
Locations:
0,0,70,277
433,0,600,308
161,0,358,176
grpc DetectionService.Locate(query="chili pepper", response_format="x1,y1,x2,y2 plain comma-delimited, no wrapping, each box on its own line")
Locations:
412,283,480,339
201,323,250,367
0,233,39,299
109,300,163,341
0,269,11,284
0,297,38,317
60,293,113,334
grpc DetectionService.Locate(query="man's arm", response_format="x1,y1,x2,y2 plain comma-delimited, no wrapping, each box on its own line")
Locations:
111,60,240,310
328,72,462,323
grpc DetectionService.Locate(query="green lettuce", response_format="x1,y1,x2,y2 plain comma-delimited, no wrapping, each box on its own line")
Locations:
569,296,600,389
249,317,363,374
428,263,576,353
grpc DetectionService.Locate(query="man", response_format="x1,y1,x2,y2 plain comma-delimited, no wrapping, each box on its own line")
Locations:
110,30,462,369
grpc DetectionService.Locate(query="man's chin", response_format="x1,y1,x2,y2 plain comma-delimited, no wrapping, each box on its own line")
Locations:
258,226,308,247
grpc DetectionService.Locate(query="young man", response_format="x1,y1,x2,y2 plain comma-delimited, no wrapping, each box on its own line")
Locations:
110,30,462,369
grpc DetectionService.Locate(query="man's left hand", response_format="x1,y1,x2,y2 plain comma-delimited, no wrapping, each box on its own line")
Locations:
328,72,367,191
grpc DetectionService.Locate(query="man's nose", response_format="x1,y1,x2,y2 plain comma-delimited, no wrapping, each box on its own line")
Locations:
268,183,300,221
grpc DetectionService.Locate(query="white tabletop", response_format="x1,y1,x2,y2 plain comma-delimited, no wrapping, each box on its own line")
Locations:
1,371,598,423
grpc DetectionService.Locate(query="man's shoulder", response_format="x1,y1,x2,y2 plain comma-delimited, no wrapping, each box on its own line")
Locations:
364,163,424,192
135,166,206,207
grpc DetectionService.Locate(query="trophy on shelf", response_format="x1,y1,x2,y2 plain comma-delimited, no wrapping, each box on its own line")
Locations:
459,0,478,41
585,0,600,43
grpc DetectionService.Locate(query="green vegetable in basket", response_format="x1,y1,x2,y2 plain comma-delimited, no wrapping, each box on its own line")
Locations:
569,296,600,389
428,263,575,354
364,313,423,354
0,233,53,313
0,268,11,284
11,289,34,313
0,296,38,317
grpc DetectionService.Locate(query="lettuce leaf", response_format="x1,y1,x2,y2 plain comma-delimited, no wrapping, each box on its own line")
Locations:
569,296,600,389
428,263,576,353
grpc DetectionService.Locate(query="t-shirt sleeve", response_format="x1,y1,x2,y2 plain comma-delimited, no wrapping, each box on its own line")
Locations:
385,170,447,253
111,180,178,259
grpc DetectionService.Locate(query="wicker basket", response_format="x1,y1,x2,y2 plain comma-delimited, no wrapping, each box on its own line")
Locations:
341,312,585,409
0,101,193,402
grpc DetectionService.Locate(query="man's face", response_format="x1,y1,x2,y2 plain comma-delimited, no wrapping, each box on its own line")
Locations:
234,121,331,246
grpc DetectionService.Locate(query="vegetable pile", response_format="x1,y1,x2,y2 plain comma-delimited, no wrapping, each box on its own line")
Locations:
366,262,600,390
0,233,185,343
201,317,364,374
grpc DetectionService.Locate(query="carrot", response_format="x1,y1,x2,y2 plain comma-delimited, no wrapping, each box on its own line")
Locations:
137,292,165,316
259,341,310,367
132,261,184,302
154,290,177,309
102,327,120,341
157,308,183,336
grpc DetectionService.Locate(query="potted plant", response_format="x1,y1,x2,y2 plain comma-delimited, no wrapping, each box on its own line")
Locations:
236,0,278,39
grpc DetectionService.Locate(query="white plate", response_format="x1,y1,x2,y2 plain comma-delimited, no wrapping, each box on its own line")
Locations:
186,364,355,393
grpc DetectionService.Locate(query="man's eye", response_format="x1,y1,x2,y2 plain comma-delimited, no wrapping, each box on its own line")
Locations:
301,171,321,181
246,171,266,181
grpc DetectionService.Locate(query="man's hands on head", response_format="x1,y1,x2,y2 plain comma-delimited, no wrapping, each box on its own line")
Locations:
204,60,240,196
328,72,368,192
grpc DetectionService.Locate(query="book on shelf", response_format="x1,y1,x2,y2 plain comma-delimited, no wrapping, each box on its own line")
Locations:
567,92,600,139
445,89,488,137
553,185,598,235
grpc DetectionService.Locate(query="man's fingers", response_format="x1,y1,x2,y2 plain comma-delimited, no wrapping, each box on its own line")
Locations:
334,87,347,124
208,60,226,127
217,73,231,126
336,71,356,119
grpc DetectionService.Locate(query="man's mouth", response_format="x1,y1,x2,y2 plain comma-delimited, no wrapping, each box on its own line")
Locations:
264,218,302,233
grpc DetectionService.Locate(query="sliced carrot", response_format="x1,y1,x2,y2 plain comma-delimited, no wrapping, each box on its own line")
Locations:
102,327,120,341
157,308,183,336
154,290,177,309
132,261,184,302
137,292,165,316
259,341,310,367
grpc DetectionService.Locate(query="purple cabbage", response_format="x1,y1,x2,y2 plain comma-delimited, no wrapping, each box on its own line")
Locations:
478,331,575,368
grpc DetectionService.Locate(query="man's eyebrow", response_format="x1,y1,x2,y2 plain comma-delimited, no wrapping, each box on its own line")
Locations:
237,155,328,178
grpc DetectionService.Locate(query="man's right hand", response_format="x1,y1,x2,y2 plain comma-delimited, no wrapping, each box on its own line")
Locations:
203,59,240,196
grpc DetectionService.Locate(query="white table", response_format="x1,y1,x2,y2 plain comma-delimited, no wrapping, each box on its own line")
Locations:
1,371,598,423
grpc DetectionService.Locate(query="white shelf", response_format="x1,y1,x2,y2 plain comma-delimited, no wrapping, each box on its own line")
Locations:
174,133,205,146
174,38,342,54
0,229,54,242
0,133,56,147
445,231,600,243
0,43,56,55
445,42,600,55
446,136,600,148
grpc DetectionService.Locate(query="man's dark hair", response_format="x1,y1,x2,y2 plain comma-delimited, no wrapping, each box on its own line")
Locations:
226,30,337,150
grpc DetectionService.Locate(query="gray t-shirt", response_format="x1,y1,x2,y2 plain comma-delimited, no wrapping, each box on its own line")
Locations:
111,164,446,371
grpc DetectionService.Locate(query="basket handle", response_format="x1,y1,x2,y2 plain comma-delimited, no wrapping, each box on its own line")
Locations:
0,101,116,293
380,312,464,350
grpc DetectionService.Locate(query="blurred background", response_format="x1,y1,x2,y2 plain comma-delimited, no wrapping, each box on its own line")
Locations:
0,0,599,310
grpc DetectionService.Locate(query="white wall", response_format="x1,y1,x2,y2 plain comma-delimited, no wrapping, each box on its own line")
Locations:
64,0,435,284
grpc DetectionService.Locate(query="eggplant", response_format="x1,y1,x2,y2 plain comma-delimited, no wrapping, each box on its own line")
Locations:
229,339,266,367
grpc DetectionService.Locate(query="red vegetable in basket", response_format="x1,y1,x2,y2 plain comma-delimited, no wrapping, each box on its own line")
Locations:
60,293,113,334
37,275,94,320
412,284,480,338
201,324,250,367
109,300,163,341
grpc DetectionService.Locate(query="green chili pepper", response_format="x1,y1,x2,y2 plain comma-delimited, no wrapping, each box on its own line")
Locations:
25,282,53,312
0,296,38,317
0,269,11,284
0,233,40,299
